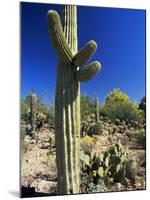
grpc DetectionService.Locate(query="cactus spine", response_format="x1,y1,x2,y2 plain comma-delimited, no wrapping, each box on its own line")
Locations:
30,93,37,131
48,5,101,194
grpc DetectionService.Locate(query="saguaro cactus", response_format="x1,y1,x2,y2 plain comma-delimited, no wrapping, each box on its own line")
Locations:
30,92,37,131
48,5,101,194
95,97,100,123
94,97,102,135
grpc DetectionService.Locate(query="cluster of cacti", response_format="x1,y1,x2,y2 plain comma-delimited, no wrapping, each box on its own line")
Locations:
30,92,37,131
80,150,90,167
108,143,128,183
48,5,101,194
80,143,137,187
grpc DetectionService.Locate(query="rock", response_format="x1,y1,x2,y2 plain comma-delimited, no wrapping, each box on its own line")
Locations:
115,119,121,125
114,183,124,191
21,128,57,191
112,125,118,134
21,120,26,125
38,142,51,149
31,179,57,193
24,135,31,143
102,129,109,136
122,120,126,125
37,130,52,143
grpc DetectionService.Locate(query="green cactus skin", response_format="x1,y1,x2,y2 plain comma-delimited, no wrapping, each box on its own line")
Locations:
98,167,104,178
48,5,101,194
76,61,101,82
48,10,74,63
95,97,99,123
72,40,97,66
93,97,102,135
30,93,37,131
48,5,79,194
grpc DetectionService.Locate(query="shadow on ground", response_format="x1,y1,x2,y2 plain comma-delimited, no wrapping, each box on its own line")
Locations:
20,186,56,198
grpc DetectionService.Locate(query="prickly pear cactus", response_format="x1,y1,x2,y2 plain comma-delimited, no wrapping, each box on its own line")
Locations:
48,5,101,194
30,92,37,131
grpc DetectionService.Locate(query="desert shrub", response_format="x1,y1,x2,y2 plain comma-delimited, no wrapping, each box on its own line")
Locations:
21,97,30,122
81,136,97,144
80,136,96,155
126,130,136,140
139,153,146,168
135,130,146,149
99,89,144,123
105,89,129,105
80,95,95,121
21,95,55,125
139,96,146,114
100,100,143,123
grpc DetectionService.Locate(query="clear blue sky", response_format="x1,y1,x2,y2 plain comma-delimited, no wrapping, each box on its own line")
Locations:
21,2,146,105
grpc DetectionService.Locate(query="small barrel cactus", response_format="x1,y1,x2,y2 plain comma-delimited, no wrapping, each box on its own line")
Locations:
93,121,102,135
125,159,137,181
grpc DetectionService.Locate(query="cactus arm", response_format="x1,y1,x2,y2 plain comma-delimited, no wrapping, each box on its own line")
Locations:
75,61,101,82
48,10,74,63
72,40,97,67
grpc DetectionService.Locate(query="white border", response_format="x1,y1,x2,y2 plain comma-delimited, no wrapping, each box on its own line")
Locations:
0,0,149,199
20,0,149,9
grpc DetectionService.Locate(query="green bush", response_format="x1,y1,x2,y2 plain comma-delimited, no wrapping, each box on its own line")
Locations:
105,89,129,105
99,89,144,123
21,95,55,124
100,101,143,123
135,130,146,149
139,96,146,113
21,97,30,123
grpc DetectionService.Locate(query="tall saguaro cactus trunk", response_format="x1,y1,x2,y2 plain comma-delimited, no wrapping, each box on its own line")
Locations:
55,6,80,194
48,5,101,194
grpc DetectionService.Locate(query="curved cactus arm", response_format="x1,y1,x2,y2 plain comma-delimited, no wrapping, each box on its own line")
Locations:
75,61,101,82
48,10,74,63
72,40,97,67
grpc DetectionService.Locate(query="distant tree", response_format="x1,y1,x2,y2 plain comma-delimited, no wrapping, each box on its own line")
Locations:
105,89,129,105
21,95,55,124
100,89,144,122
139,96,146,113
